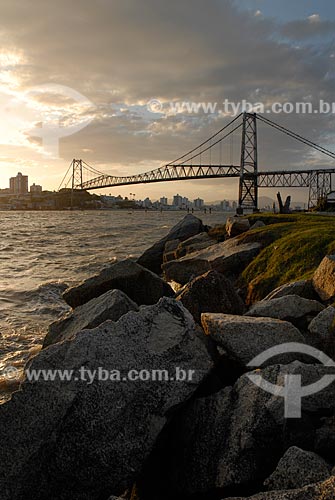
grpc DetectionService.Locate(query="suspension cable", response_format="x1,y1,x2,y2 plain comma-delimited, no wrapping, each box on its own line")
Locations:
257,114,335,160
167,113,242,165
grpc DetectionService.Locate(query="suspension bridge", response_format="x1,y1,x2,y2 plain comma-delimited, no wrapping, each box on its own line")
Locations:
59,112,335,212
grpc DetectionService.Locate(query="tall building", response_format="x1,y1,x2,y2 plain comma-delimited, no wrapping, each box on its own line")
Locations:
173,194,183,207
194,197,204,209
182,196,189,207
10,172,28,194
220,200,230,210
160,196,168,206
30,183,42,194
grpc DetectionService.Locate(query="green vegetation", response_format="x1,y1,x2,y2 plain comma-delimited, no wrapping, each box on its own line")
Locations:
238,213,335,303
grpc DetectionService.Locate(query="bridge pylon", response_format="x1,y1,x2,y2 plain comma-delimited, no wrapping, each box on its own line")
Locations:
238,112,258,213
71,159,83,208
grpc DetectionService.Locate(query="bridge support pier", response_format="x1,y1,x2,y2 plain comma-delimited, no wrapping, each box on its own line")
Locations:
308,170,332,209
238,112,258,213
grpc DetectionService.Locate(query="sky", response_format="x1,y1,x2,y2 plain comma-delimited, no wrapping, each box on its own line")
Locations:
0,0,335,202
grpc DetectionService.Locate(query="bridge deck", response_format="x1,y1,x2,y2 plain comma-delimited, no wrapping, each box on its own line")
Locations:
78,164,335,190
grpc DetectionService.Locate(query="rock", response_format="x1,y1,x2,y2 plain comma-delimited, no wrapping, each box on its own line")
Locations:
162,238,261,285
208,224,227,242
250,220,266,230
201,313,305,367
263,446,330,491
226,216,250,237
43,289,138,348
163,256,211,285
139,362,335,499
245,295,324,328
312,255,335,302
264,280,318,301
63,259,174,308
315,416,335,460
308,306,335,342
0,298,212,500
137,214,206,274
176,270,245,323
225,477,335,499
162,239,180,263
175,232,216,258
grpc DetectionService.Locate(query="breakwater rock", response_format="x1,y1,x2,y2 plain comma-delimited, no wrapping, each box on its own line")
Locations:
1,213,335,500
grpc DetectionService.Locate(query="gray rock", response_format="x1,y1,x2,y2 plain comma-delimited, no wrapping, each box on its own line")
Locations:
63,259,174,308
137,214,206,274
225,477,335,499
162,238,261,285
245,295,324,327
226,216,250,237
313,255,335,302
140,362,335,499
264,280,318,301
315,416,335,460
309,306,335,341
162,239,180,263
201,313,305,367
43,289,138,348
263,446,330,491
250,220,266,230
0,298,212,500
162,256,211,285
176,270,245,323
175,232,216,258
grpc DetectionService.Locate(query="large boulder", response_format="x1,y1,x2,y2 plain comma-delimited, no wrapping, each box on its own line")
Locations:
162,239,180,263
308,306,335,347
139,362,335,499
176,270,245,323
263,446,330,491
63,259,174,308
162,238,261,285
0,298,212,500
226,477,335,500
245,295,324,328
264,280,318,301
201,313,305,367
175,232,216,258
315,416,335,461
137,214,206,274
43,289,138,348
312,255,335,302
226,216,250,237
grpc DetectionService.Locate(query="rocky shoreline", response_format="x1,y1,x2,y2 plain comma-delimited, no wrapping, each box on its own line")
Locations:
1,214,335,500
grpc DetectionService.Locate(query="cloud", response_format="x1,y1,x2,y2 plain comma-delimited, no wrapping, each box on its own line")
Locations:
0,0,333,202
308,14,321,23
280,15,335,40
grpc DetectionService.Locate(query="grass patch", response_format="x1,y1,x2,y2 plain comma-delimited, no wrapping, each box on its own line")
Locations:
240,213,335,303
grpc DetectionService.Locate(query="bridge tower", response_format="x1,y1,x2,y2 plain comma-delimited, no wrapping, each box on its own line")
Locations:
238,112,258,213
71,159,83,208
308,170,332,209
